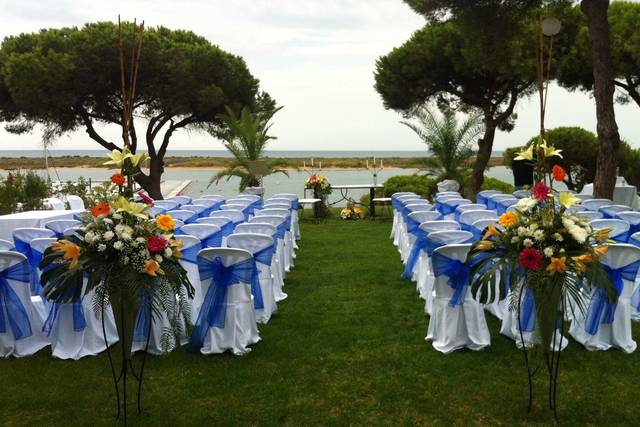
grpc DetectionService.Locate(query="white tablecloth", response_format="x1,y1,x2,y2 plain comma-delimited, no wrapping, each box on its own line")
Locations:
581,184,640,210
0,209,85,241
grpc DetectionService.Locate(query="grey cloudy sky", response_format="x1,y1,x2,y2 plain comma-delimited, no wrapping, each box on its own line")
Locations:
1,0,639,152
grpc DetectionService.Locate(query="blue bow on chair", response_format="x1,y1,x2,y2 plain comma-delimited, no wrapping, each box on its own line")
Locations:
440,203,457,216
584,260,640,335
610,230,631,244
518,287,536,333
402,233,428,279
179,244,201,265
13,238,41,295
43,299,87,336
189,256,256,350
431,253,473,307
0,260,33,340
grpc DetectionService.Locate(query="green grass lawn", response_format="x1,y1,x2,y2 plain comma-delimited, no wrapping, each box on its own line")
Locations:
2,218,639,425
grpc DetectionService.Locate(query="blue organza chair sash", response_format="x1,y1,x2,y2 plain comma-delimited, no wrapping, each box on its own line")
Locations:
402,233,427,279
134,289,152,342
13,238,40,295
189,257,256,350
291,199,299,210
477,194,488,206
180,244,201,264
275,222,287,240
405,216,421,237
440,202,457,216
253,244,276,266
584,260,640,335
628,223,640,236
220,221,235,237
431,253,472,307
630,235,640,248
43,299,86,336
610,230,630,243
0,260,33,340
518,287,536,333
201,231,223,248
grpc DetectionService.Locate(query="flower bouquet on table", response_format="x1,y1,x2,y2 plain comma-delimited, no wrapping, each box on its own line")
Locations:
467,139,615,416
340,202,364,220
105,146,150,199
305,174,332,218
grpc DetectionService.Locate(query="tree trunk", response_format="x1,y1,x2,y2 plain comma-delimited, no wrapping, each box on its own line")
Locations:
469,121,496,198
135,156,164,200
581,0,621,199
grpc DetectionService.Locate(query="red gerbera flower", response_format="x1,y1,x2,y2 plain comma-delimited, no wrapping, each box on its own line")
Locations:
147,235,168,254
532,182,550,201
111,173,126,186
519,247,543,271
552,165,566,182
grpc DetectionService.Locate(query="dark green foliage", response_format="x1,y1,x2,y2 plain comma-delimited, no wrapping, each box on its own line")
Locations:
480,176,516,194
383,175,434,198
0,170,48,213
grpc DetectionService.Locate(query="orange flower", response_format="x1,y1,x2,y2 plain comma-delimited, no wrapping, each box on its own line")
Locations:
155,214,176,232
552,165,566,182
476,240,494,251
51,240,81,269
91,202,111,217
498,211,519,228
483,224,501,239
546,256,567,276
141,259,164,276
170,239,184,258
593,245,608,258
572,253,593,273
593,227,612,242
111,173,126,186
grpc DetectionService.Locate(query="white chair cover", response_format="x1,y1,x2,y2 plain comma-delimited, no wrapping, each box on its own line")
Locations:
168,195,192,206
577,210,604,221
436,179,460,192
191,248,260,355
174,235,204,325
153,200,180,211
66,195,85,210
226,233,278,324
12,228,56,296
45,219,81,237
0,239,14,251
582,198,613,211
476,190,501,206
569,244,640,353
181,204,208,217
441,198,472,219
264,198,292,208
192,198,222,209
200,195,226,202
147,206,166,218
27,238,57,320
590,219,631,243
235,223,277,237
271,193,301,240
600,204,630,218
426,244,491,353
399,211,442,262
45,197,66,210
512,190,530,199
180,224,223,248
567,205,588,213
166,209,197,223
617,211,640,235
225,198,253,206
576,194,594,201
0,251,50,358
248,215,288,301
210,209,245,225
237,194,261,202
195,217,234,245
255,208,295,271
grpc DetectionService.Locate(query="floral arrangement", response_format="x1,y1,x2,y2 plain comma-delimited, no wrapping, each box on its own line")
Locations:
105,146,149,199
40,196,194,354
340,203,364,220
467,138,615,413
305,174,332,218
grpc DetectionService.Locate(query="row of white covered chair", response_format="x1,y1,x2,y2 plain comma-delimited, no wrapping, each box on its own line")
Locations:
1,193,303,358
391,190,640,354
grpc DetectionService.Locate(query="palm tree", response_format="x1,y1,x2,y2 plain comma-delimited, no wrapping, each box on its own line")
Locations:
208,105,288,191
401,107,484,183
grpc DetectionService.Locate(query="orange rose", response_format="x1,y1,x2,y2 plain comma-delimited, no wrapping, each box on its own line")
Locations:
91,202,111,217
111,173,126,186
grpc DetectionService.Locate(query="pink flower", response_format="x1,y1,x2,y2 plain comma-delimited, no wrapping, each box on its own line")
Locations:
147,235,168,254
532,182,550,201
519,248,543,271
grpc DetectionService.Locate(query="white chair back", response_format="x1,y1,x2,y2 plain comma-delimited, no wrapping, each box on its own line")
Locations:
459,210,498,226
192,198,220,208
166,210,197,223
617,211,640,230
249,215,286,229
576,194,593,201
234,223,277,237
196,217,232,227
265,198,292,207
237,194,261,202
472,218,499,231
577,211,604,221
200,195,226,201
408,211,441,224
256,208,290,218
419,220,460,233
427,230,474,246
13,228,56,248
582,198,613,211
181,204,208,215
45,197,66,210
567,205,588,213
180,224,222,247
225,198,253,206
66,195,85,210
589,219,631,242
0,239,14,251
406,203,433,213
153,200,180,210
168,195,192,205
45,219,81,237
263,203,290,211
600,204,630,218
455,204,486,214
147,206,166,218
210,209,245,224
512,190,530,199
226,233,274,256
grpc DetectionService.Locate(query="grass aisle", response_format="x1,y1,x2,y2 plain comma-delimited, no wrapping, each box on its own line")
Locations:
2,219,639,425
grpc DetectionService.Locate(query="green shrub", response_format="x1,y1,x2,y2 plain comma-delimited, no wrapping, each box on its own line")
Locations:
383,175,431,197
0,170,49,214
618,143,640,189
480,177,515,194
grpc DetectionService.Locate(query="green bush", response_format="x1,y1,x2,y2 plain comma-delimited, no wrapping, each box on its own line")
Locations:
480,177,515,194
0,171,49,214
383,175,432,197
618,143,640,189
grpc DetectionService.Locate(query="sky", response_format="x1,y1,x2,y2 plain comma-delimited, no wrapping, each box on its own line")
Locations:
0,0,639,152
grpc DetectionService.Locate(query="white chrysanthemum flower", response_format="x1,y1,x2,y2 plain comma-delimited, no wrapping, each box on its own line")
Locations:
553,233,564,242
533,230,545,241
155,255,163,263
115,224,125,233
97,244,107,252
568,226,588,243
517,227,528,237
164,248,172,257
113,241,124,250
103,231,114,241
84,231,95,243
123,256,129,264
112,213,122,220
529,223,539,232
103,218,113,224
543,247,554,257
516,197,537,211
121,233,132,240
511,236,520,243
136,237,146,244
523,238,533,247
